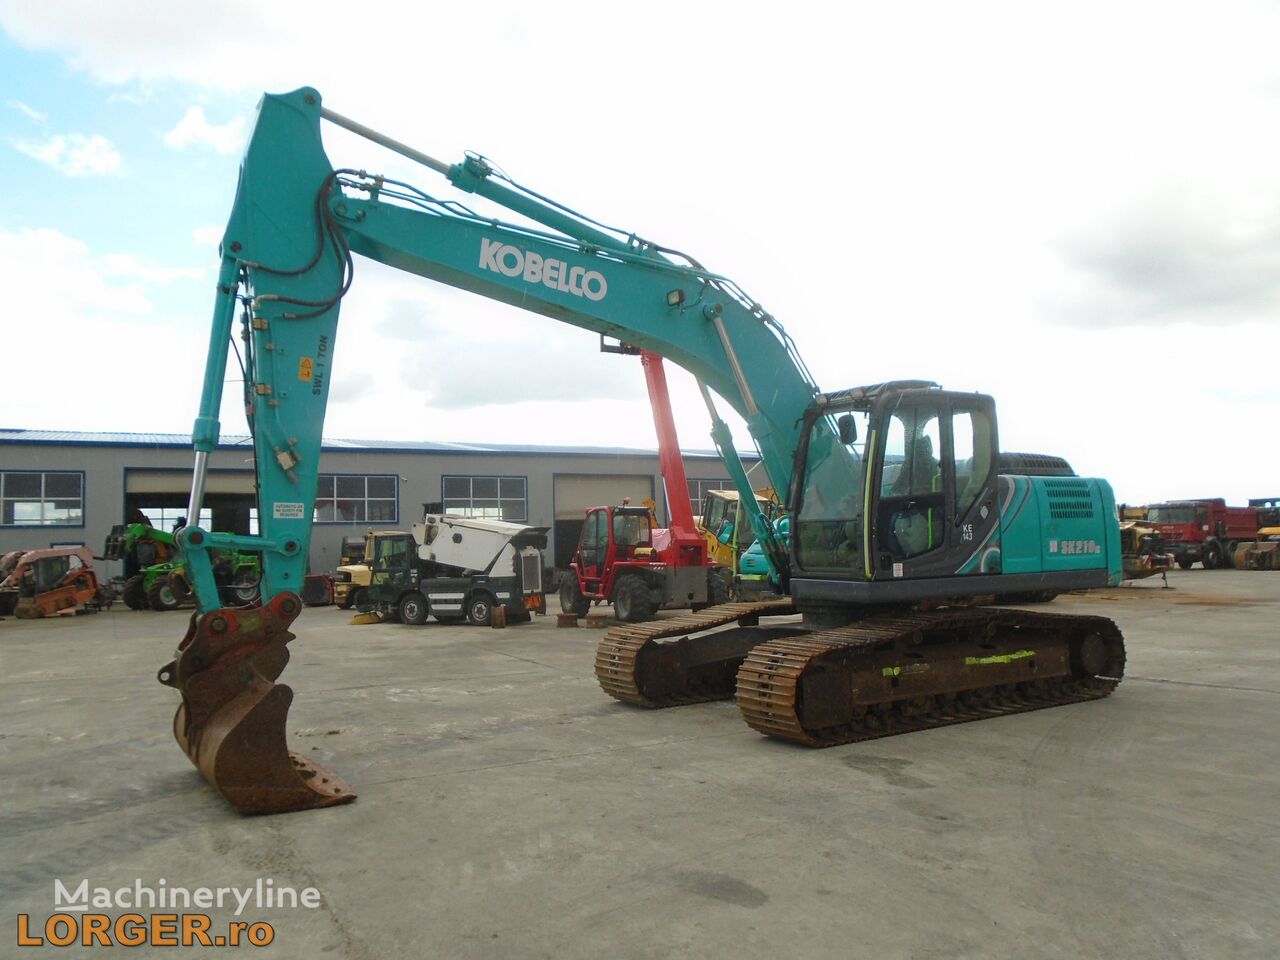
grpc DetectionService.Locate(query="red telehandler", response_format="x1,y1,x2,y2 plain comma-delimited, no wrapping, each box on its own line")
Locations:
559,348,729,621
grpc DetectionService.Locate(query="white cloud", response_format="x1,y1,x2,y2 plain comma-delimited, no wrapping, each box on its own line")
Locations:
192,225,223,248
15,133,121,176
99,252,204,284
8,99,46,123
163,105,244,155
1,227,150,314
0,227,211,432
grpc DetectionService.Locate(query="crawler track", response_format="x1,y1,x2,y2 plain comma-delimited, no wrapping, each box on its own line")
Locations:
735,608,1125,746
594,600,796,707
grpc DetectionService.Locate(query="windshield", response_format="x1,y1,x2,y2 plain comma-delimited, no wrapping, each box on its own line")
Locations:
794,411,870,572
1148,507,1197,524
612,512,651,547
373,535,411,570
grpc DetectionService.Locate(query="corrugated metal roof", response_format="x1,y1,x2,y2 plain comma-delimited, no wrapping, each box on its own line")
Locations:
0,428,739,460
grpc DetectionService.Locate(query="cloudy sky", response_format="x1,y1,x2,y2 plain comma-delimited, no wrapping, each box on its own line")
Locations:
1,1,1277,505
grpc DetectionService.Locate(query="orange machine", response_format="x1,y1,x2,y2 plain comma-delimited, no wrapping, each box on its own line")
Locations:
0,547,108,618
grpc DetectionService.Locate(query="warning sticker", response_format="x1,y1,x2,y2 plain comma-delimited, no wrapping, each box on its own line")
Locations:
298,357,314,382
273,503,306,519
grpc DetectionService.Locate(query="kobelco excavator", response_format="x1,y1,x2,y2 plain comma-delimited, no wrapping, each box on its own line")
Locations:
165,88,1125,814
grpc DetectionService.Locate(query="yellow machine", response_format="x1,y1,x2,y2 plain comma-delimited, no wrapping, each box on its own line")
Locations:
1234,528,1280,570
698,488,775,570
333,530,406,608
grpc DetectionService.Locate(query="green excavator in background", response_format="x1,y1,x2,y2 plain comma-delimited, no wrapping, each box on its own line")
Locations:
104,522,261,611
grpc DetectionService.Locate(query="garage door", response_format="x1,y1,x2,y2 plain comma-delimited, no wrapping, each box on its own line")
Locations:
125,470,255,494
553,474,654,519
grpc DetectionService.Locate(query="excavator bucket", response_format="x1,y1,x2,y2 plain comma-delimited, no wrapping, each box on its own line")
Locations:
157,592,356,815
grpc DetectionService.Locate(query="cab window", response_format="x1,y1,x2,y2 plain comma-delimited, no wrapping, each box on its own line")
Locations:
878,405,943,560
951,408,992,520
374,536,410,570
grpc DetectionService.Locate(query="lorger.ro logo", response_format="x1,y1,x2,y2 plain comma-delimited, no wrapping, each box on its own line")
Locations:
14,878,322,949
478,238,608,301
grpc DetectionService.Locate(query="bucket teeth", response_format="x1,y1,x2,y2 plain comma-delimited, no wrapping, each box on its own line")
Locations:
159,593,356,815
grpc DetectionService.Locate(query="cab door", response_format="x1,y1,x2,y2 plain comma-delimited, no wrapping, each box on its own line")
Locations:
370,534,413,594
577,508,609,595
871,397,999,579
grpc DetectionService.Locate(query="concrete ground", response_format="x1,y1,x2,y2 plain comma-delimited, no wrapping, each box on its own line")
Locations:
1,571,1277,959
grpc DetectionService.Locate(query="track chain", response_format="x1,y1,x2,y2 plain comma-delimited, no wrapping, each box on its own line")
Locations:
594,600,796,707
735,607,1125,746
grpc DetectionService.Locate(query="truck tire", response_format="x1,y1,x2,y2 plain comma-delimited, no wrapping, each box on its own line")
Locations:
148,577,182,611
399,592,429,625
122,574,147,610
1202,541,1223,570
1176,556,1194,570
1226,541,1240,569
466,593,494,627
613,574,656,623
559,576,590,617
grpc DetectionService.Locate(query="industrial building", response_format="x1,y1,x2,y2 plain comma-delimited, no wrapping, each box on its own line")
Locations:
0,428,753,574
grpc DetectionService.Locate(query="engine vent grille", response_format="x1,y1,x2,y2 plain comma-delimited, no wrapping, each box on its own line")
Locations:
1044,478,1095,520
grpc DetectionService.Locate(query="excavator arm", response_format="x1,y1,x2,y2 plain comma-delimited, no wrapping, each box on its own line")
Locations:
165,88,825,813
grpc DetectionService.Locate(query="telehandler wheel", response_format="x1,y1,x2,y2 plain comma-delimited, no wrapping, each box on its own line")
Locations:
399,592,429,626
148,577,182,611
613,575,656,623
466,593,494,626
122,574,147,610
559,576,590,617
225,569,261,606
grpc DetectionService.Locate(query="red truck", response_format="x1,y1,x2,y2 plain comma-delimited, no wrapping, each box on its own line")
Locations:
1146,499,1259,569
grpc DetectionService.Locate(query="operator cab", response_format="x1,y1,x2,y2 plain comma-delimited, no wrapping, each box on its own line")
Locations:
791,381,999,585
370,532,416,584
574,504,654,590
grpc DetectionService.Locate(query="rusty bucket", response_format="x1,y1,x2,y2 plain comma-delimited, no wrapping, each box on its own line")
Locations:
158,592,356,815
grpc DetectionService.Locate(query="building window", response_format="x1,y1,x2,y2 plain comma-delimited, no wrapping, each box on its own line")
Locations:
1,471,84,527
135,506,212,532
686,477,734,523
442,475,527,521
315,474,397,524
